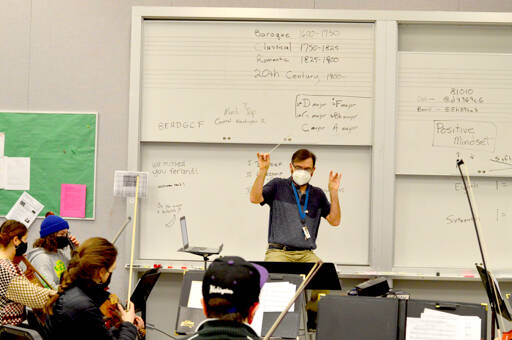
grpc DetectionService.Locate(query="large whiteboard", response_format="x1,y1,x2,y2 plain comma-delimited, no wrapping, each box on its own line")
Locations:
396,52,512,176
141,21,374,145
394,176,512,270
138,143,371,265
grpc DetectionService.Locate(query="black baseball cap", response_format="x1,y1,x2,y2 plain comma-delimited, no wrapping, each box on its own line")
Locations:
202,256,269,314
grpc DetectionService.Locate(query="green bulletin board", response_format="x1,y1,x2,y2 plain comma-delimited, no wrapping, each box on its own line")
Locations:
0,112,96,218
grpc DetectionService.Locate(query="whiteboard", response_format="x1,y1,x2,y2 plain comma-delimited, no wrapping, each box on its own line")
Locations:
138,143,371,265
141,21,374,145
396,52,512,176
394,176,512,270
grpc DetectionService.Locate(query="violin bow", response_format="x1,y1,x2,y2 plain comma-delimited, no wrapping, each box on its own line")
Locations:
262,260,323,340
127,175,140,309
112,217,132,245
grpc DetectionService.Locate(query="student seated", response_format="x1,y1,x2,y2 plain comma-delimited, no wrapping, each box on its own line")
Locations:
182,256,268,340
44,237,143,340
27,212,79,289
0,220,54,326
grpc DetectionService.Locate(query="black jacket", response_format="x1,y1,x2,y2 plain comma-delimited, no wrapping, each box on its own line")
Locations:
181,320,260,340
45,284,137,340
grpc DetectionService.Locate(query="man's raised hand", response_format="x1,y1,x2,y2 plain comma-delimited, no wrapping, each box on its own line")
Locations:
328,171,342,192
257,152,271,171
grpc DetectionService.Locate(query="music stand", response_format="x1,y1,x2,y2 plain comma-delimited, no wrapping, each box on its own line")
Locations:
130,268,161,331
251,262,341,290
476,264,512,332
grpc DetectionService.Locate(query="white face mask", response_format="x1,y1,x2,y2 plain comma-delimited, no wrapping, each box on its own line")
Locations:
292,169,311,186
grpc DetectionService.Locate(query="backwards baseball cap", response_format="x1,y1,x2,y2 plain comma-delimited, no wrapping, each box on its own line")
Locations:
40,213,69,238
202,256,268,315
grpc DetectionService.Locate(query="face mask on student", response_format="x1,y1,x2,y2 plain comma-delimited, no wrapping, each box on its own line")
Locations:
15,241,28,256
98,272,112,290
292,169,311,186
56,236,69,249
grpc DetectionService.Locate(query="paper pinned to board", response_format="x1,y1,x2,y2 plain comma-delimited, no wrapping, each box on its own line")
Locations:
0,132,4,157
0,157,5,189
60,184,86,218
113,170,149,198
4,157,30,190
5,192,44,228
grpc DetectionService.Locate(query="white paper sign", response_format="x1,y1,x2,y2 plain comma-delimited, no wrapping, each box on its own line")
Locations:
5,157,30,190
6,192,44,228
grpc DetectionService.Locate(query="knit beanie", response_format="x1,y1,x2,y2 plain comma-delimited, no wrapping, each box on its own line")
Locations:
40,215,69,238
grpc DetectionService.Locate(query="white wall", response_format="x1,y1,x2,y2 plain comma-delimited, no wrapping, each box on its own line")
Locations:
3,1,512,339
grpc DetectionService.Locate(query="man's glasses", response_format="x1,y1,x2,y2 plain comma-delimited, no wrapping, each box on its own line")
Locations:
293,164,313,173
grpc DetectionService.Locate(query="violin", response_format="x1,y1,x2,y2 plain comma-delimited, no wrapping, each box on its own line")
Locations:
14,255,55,290
99,293,146,337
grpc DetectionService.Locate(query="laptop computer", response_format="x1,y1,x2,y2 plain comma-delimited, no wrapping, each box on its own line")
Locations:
178,216,223,255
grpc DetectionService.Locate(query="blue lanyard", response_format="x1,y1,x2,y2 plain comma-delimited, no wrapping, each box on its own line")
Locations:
291,184,310,223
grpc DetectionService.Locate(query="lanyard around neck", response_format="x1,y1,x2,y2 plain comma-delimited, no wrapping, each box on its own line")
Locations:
291,184,310,223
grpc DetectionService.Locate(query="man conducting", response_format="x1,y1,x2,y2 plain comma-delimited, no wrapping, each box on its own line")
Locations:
249,148,341,330
250,149,341,262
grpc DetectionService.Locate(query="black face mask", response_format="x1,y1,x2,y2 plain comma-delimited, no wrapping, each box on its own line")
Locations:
98,272,112,290
15,241,28,256
56,236,69,249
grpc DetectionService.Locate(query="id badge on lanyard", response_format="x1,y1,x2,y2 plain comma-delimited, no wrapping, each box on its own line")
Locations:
292,184,311,240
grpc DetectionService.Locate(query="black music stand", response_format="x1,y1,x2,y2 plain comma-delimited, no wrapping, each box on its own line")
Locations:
251,261,341,290
130,267,161,339
476,264,512,336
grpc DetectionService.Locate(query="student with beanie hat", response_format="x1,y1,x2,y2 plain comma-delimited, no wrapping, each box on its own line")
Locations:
26,212,80,289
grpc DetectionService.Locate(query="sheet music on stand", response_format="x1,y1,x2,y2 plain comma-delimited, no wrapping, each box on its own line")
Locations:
406,308,480,340
113,171,148,198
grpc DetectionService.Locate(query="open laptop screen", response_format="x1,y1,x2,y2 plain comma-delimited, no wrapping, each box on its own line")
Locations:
180,216,189,248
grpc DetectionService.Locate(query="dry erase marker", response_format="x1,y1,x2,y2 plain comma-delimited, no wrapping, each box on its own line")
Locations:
154,264,162,269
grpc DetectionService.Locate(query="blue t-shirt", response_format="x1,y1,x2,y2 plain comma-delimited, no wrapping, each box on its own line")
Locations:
261,177,331,249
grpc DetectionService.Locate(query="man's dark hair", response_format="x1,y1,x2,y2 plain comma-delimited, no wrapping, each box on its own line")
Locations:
205,297,248,322
292,149,316,167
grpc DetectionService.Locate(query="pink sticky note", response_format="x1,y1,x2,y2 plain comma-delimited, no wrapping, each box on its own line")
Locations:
60,184,86,218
